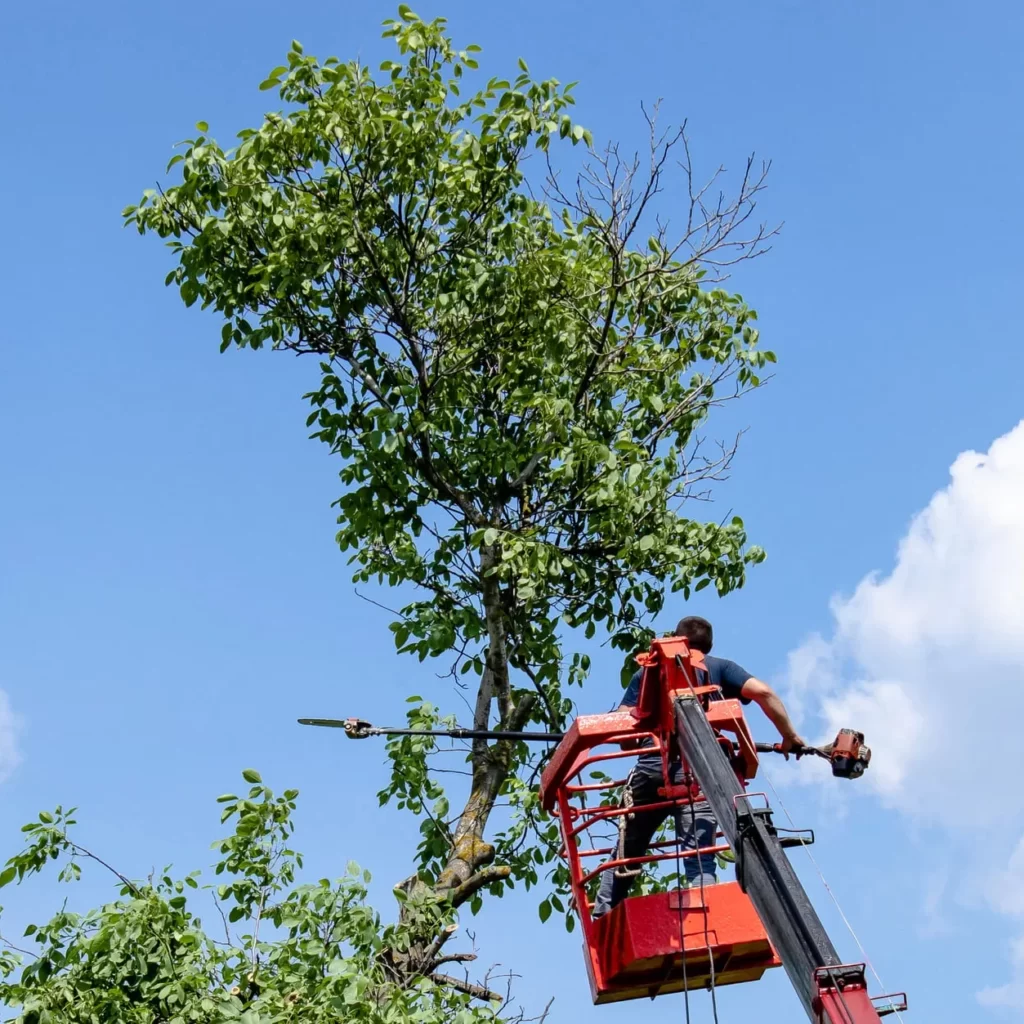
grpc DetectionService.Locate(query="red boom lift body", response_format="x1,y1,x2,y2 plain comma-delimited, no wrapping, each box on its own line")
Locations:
539,636,906,1022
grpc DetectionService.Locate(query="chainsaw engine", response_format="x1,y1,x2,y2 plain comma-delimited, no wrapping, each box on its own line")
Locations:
824,729,871,779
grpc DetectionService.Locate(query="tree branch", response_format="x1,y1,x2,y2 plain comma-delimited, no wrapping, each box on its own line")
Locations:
449,865,512,908
431,952,478,968
431,973,502,1002
514,661,561,729
67,841,141,897
421,922,458,967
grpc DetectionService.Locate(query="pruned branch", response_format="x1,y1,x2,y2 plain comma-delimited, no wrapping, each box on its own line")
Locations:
421,922,458,967
431,973,503,1003
431,952,478,968
449,865,512,908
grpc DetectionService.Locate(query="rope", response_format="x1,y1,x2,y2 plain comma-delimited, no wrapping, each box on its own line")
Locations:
674,806,691,1024
761,767,904,1024
687,789,719,1024
674,654,719,1021
686,658,719,1021
614,770,642,879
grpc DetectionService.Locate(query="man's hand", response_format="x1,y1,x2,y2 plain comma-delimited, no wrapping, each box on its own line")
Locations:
778,733,809,760
612,703,641,750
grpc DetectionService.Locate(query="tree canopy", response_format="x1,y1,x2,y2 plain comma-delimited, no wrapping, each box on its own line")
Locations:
1,7,777,1019
1,777,520,1023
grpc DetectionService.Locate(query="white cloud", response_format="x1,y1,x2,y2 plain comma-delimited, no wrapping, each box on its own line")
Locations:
977,839,1024,1011
977,932,1024,1011
780,420,1024,1009
0,689,22,783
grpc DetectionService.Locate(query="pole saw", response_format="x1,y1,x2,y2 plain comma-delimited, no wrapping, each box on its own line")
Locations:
297,717,872,780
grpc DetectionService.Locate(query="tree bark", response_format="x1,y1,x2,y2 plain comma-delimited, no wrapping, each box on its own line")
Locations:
395,539,536,999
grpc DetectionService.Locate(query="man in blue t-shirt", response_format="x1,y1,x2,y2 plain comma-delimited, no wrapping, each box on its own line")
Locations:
592,615,805,918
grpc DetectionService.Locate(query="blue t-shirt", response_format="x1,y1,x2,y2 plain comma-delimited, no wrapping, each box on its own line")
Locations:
620,656,753,709
618,656,753,771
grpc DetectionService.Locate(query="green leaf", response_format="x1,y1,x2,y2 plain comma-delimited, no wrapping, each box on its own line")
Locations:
0,866,15,888
241,769,262,784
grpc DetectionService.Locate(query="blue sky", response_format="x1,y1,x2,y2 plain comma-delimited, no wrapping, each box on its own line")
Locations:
2,1,1023,1020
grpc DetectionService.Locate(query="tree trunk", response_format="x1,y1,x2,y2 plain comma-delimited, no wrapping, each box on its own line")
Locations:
393,541,534,994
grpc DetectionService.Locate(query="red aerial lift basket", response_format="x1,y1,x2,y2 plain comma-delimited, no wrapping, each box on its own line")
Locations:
539,637,782,1004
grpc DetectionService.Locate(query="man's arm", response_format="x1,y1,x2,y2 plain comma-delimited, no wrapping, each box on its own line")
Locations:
613,703,642,748
739,678,807,755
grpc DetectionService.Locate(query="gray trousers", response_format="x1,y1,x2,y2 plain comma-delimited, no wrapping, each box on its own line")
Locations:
592,762,718,918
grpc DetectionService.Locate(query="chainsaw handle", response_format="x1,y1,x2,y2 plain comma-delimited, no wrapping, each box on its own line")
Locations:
754,741,825,759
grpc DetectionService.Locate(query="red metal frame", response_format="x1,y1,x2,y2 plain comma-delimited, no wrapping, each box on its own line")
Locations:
539,637,902,1020
539,637,782,1005
813,965,908,1022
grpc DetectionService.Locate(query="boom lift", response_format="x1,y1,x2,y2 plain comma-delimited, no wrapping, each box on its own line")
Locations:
301,635,905,1022
538,636,904,1021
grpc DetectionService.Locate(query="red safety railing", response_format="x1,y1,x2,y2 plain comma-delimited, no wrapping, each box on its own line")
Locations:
549,729,736,917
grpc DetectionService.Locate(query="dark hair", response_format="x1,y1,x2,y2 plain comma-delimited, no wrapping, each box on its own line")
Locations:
674,615,713,653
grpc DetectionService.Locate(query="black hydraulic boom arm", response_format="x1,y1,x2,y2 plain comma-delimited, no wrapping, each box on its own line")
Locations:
673,694,895,1022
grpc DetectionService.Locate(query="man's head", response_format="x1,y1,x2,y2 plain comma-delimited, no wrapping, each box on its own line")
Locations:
674,615,713,653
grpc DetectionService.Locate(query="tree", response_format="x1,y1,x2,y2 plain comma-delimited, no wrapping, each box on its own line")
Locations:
0,776,529,1022
8,5,776,1009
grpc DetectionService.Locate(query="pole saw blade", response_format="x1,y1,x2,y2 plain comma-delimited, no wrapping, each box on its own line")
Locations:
297,717,376,738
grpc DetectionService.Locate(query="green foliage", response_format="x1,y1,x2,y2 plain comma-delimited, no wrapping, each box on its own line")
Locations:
126,5,773,931
0,777,502,1023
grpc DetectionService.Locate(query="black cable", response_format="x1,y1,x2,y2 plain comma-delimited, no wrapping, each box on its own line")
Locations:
822,967,858,1024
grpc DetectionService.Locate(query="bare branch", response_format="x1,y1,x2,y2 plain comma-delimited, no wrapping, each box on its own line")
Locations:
0,932,34,958
431,973,502,1002
65,841,141,897
421,922,458,967
431,952,478,967
212,892,232,946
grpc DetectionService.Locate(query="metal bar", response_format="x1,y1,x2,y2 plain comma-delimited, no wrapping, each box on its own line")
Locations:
297,719,563,742
673,695,882,1024
577,843,731,887
301,718,818,756
753,740,827,759
576,832,726,858
564,777,631,793
560,740,663,782
558,787,591,930
564,797,699,841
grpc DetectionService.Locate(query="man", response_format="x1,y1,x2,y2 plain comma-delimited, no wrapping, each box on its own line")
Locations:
592,615,806,918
